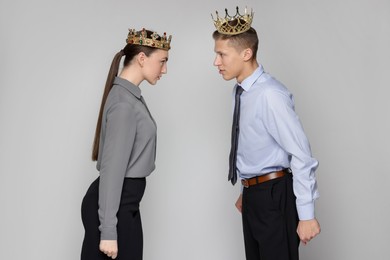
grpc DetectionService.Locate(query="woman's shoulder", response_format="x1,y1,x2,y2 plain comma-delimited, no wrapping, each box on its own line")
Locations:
106,85,140,108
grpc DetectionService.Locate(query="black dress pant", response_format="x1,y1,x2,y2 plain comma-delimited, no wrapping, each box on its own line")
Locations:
81,177,146,260
242,173,300,260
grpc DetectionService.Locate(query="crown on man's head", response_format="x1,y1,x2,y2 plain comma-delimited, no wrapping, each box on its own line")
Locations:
211,6,254,35
126,28,172,50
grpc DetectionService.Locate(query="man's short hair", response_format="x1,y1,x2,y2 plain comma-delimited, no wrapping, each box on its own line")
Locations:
212,27,259,60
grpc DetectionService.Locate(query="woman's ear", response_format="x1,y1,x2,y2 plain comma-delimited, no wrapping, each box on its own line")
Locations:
137,52,146,67
242,48,253,62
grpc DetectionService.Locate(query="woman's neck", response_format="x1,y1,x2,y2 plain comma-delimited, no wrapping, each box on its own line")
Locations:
119,65,143,86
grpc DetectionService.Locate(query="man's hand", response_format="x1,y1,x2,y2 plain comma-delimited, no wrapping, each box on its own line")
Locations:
297,219,321,245
235,194,243,213
99,240,118,259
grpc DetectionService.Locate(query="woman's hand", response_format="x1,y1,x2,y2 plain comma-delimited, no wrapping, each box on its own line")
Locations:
99,240,118,259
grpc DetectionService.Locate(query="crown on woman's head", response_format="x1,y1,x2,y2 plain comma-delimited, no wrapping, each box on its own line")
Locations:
126,28,172,50
211,6,254,35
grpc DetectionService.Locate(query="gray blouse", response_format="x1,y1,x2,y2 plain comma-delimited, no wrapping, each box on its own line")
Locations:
96,77,157,240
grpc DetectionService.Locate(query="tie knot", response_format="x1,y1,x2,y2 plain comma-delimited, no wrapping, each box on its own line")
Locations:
236,85,244,96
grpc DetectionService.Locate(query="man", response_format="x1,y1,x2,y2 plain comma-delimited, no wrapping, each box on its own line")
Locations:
211,7,321,260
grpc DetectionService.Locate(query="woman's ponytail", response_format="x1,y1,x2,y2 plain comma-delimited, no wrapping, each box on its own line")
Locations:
91,50,125,161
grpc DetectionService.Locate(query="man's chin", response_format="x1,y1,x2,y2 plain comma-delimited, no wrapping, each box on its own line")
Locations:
222,74,235,81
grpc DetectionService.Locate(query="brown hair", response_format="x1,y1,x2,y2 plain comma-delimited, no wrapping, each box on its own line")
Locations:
91,30,160,161
212,26,259,60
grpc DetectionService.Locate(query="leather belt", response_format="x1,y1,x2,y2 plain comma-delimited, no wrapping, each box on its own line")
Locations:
241,170,286,188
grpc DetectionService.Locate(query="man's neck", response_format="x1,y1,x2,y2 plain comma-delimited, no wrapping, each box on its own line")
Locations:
237,60,259,83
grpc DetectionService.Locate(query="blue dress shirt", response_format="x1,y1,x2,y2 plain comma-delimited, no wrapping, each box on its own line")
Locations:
235,65,319,220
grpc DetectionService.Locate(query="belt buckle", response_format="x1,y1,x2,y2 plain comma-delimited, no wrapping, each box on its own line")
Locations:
242,179,249,188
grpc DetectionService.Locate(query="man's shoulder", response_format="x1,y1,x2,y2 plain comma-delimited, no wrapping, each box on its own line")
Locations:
254,72,289,95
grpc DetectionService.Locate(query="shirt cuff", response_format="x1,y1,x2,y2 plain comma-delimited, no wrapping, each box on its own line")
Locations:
296,201,315,220
99,227,117,240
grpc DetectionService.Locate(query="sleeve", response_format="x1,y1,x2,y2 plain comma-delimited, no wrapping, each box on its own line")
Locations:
98,102,137,240
261,89,319,220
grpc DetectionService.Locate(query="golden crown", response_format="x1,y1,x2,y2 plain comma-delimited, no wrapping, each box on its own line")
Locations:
211,6,254,35
126,28,172,50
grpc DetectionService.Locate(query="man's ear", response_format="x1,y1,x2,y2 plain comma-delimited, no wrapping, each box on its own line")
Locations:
242,48,253,62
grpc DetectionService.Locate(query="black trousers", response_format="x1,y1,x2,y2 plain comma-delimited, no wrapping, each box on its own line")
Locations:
242,173,300,260
81,177,146,260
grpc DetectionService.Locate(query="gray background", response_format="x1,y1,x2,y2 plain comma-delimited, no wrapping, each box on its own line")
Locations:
1,0,389,259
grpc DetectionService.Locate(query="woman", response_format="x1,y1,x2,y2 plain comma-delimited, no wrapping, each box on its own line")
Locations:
81,28,172,260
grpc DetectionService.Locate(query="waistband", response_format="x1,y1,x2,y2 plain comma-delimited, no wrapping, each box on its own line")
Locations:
241,169,290,188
